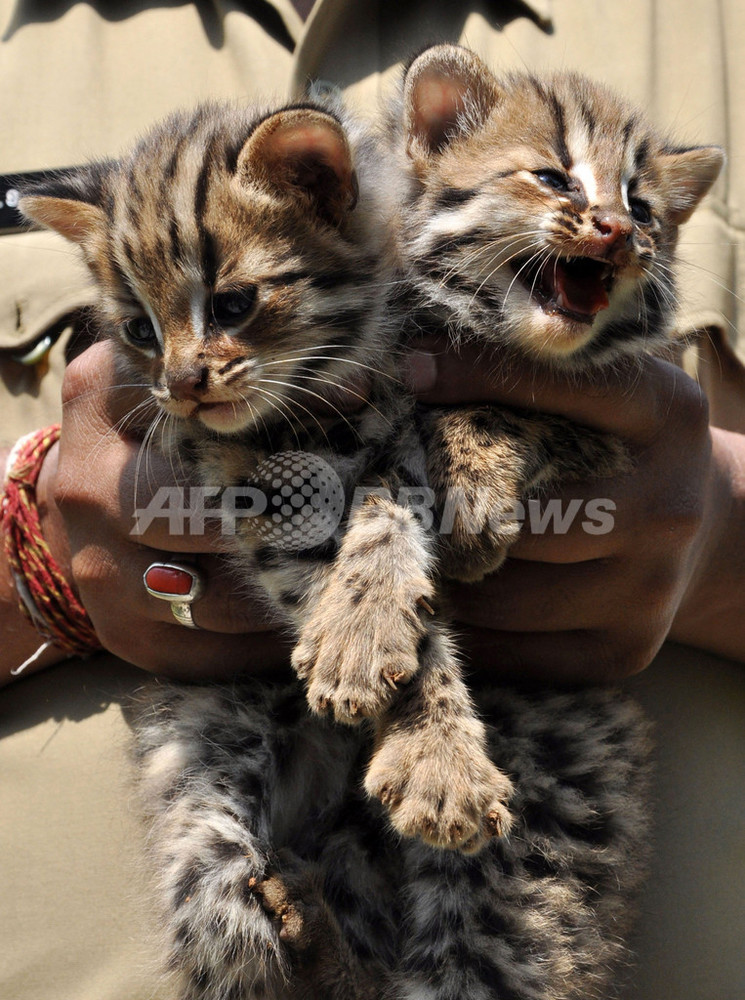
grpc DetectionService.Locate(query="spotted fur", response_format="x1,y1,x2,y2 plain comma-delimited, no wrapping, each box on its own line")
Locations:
18,53,722,1000
130,677,651,1000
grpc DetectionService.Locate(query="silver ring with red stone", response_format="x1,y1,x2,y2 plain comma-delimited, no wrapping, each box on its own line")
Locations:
143,561,206,629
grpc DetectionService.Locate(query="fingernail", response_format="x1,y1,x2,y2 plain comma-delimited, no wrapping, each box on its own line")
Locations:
406,350,437,393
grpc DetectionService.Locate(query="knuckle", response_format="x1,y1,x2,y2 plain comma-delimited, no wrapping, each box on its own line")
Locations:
654,369,710,440
675,381,710,438
71,548,120,598
112,639,169,674
644,486,704,543
52,472,82,514
641,561,681,609
592,634,658,680
95,616,175,674
616,641,658,677
60,351,91,407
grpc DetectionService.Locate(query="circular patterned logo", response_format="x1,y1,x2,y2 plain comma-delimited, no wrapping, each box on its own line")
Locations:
251,451,345,551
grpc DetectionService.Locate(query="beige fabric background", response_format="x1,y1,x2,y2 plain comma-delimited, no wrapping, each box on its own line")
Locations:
2,0,745,445
1,2,744,998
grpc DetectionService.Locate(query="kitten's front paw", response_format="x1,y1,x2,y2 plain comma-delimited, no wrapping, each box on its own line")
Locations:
293,493,435,724
364,724,514,853
436,489,520,583
293,587,430,725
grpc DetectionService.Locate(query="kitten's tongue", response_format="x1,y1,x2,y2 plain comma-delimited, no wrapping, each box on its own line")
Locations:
550,259,610,318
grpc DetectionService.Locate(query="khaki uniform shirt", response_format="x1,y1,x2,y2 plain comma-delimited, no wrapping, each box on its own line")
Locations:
1,3,744,999
2,0,745,446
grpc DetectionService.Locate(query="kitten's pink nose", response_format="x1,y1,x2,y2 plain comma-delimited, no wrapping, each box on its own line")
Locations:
166,365,209,401
591,213,632,248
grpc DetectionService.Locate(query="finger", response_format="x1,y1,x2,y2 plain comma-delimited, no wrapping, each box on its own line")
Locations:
59,345,227,553
63,339,155,436
76,538,272,635
410,336,707,444
101,619,293,680
445,557,621,632
447,553,674,630
137,554,276,634
57,426,223,554
509,463,703,563
458,623,659,683
494,486,624,563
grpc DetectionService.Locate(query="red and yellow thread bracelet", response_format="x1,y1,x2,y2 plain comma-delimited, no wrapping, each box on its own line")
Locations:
2,425,102,671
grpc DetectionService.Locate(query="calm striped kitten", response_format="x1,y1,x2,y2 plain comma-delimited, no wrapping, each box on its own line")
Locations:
18,52,722,999
20,97,513,851
18,95,511,997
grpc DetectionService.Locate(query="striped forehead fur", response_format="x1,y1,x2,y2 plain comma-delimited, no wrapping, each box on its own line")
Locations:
449,72,654,176
100,102,383,308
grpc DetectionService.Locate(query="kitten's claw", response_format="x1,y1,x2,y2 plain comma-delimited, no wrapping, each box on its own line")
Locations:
302,646,421,724
417,595,435,616
485,808,508,838
250,874,309,948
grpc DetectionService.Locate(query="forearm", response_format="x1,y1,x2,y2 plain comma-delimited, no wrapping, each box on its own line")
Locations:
0,443,71,685
669,427,745,663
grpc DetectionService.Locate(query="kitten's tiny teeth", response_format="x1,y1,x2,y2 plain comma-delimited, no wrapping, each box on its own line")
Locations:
417,595,435,615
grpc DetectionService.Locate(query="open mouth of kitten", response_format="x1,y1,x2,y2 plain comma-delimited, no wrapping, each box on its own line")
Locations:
512,255,615,324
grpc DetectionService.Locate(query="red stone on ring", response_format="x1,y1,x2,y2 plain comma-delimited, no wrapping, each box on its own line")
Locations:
144,564,194,597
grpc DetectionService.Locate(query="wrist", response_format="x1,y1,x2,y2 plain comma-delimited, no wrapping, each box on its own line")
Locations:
669,427,745,662
1,427,101,682
35,440,75,592
0,444,67,682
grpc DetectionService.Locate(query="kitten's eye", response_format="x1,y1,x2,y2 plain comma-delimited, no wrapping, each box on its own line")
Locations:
534,169,571,192
212,287,257,327
123,316,157,348
629,198,652,224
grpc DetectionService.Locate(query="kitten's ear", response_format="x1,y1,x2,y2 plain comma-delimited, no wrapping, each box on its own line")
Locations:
18,164,111,246
660,145,725,225
403,44,500,158
236,107,358,226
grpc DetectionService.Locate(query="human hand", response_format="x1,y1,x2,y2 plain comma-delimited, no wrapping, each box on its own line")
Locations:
45,339,292,680
409,337,717,682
